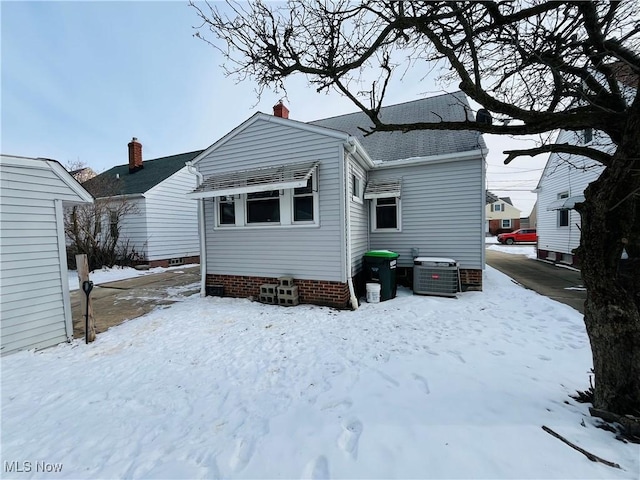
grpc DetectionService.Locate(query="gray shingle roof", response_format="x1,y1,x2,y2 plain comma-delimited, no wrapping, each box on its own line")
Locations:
83,150,204,197
309,91,486,162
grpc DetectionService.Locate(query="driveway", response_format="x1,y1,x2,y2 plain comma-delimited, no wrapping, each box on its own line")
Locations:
70,266,200,338
485,248,586,313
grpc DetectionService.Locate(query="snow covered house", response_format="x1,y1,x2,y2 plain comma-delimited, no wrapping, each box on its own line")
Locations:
1,155,93,355
485,196,522,235
82,139,203,267
187,92,488,308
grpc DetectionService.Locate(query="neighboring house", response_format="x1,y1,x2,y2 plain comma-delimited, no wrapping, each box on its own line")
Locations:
535,129,605,266
82,138,203,267
1,154,93,355
535,63,637,266
521,201,537,229
187,91,488,308
69,166,96,183
486,196,521,235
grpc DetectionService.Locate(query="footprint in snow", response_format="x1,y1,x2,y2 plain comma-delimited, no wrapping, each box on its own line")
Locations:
338,419,363,460
229,437,254,472
320,398,353,412
302,455,330,480
412,373,430,394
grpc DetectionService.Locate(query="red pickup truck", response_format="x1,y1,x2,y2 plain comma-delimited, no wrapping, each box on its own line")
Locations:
497,229,537,245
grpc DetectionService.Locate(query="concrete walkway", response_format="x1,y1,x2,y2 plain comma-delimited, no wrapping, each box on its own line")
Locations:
485,248,586,313
70,266,200,339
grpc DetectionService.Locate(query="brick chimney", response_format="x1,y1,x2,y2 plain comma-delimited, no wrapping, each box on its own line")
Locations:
273,101,289,119
128,137,143,173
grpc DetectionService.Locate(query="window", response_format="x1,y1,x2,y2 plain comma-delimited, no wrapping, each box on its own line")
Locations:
246,190,280,223
351,174,362,202
109,210,118,238
493,203,503,212
374,197,399,230
502,219,511,228
293,178,314,222
218,196,236,225
583,128,593,144
558,192,569,227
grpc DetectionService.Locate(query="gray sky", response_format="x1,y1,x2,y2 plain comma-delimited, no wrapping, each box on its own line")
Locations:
2,1,544,216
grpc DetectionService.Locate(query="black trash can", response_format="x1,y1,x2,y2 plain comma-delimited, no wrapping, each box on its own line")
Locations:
363,250,399,301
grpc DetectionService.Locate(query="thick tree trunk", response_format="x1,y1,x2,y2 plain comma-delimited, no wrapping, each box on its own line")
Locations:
575,100,640,416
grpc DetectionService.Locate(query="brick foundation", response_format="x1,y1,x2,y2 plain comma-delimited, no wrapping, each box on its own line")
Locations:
148,255,200,268
206,274,351,309
459,269,483,291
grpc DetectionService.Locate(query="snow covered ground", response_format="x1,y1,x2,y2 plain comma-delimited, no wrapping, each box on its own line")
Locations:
67,264,199,291
488,244,537,259
3,267,638,479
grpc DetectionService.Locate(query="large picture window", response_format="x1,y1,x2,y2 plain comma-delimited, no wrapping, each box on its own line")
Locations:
246,190,280,223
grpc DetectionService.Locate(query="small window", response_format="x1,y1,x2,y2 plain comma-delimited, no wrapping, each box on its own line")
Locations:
109,210,118,238
493,203,503,212
351,174,362,201
375,197,399,230
583,128,593,144
558,192,569,227
293,178,314,222
218,196,235,225
502,219,511,228
247,190,280,223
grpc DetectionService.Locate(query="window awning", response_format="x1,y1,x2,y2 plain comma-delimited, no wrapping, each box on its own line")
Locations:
364,178,401,199
188,161,319,199
546,195,585,211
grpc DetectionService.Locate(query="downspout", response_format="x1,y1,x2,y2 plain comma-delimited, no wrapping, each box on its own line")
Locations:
186,161,207,297
344,143,359,310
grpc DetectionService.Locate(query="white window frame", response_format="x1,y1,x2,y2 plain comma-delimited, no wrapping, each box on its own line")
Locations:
371,196,402,232
213,172,319,229
351,174,363,204
493,203,503,212
501,219,511,228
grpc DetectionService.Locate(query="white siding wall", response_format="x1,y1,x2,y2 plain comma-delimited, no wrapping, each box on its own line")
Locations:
369,158,484,269
486,201,521,220
144,167,199,261
348,156,369,276
537,130,604,257
0,159,81,355
108,197,149,260
198,119,346,282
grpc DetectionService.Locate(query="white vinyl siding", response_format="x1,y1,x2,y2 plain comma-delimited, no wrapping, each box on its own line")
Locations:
368,158,484,270
348,157,369,276
1,157,91,355
537,130,605,256
144,167,199,261
106,197,148,259
198,119,345,282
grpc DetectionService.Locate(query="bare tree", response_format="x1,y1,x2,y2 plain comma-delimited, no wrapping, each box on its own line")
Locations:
65,174,142,271
191,1,640,416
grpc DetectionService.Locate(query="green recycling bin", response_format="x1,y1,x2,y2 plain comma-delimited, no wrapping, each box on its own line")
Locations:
363,250,399,301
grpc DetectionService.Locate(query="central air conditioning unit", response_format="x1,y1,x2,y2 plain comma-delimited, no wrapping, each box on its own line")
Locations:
413,257,460,297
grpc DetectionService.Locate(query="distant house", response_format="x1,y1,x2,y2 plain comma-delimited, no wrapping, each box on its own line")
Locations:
485,196,521,235
68,167,96,183
82,138,202,267
1,154,93,355
187,91,488,308
535,63,637,266
535,129,605,266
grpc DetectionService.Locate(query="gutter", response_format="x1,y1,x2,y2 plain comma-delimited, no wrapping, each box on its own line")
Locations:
343,144,359,310
186,161,207,297
372,148,488,169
